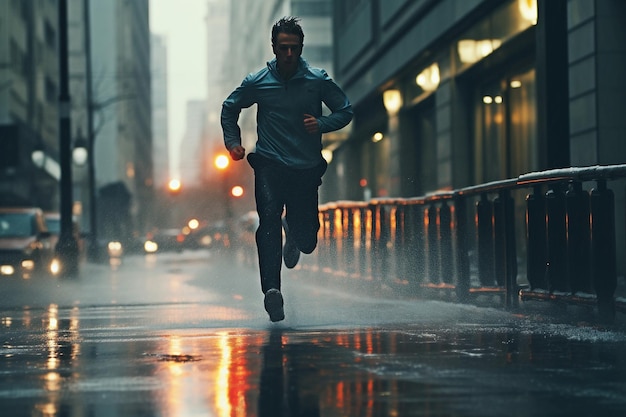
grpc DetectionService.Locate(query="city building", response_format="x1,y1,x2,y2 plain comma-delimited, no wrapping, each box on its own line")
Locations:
151,33,170,190
0,1,64,209
202,0,231,183
179,99,206,187
0,0,154,245
89,0,153,240
329,0,626,274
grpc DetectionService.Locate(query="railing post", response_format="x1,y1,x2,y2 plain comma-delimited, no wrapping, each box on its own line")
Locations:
327,207,338,272
336,207,346,275
359,206,369,279
427,202,440,284
379,203,390,287
476,194,495,286
565,181,592,293
406,202,425,289
345,207,356,277
590,180,617,322
526,185,547,289
455,194,470,302
494,189,518,308
545,185,568,291
394,203,407,286
493,194,506,287
318,208,329,271
320,208,333,268
439,200,453,284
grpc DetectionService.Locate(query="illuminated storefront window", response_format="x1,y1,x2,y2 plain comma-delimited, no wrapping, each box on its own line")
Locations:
456,0,537,71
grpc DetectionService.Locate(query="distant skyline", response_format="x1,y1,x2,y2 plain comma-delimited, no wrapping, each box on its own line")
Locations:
150,0,207,179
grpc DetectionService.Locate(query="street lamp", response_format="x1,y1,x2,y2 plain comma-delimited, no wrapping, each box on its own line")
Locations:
72,131,88,166
31,145,46,169
214,154,229,171
56,0,80,277
383,89,403,115
168,178,182,194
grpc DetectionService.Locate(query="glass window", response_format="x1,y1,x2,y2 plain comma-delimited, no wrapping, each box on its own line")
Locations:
455,0,537,72
473,67,537,183
0,213,35,237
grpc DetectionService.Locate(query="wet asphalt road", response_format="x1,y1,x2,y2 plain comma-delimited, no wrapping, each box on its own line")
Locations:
1,249,625,417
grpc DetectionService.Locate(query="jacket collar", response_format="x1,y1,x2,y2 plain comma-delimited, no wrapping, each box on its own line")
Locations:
267,57,308,80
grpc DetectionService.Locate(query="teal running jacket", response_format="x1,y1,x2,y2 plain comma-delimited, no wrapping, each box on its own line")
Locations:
221,58,353,169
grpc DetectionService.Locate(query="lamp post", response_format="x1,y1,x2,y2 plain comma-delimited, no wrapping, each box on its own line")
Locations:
82,0,103,262
56,0,80,276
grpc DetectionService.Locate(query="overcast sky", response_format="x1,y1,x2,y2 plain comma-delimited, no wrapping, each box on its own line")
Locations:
150,0,208,178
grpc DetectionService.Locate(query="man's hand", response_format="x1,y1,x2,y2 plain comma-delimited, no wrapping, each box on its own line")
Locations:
303,113,319,134
229,145,245,161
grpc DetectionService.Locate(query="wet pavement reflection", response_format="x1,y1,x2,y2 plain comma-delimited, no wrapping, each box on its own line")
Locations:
1,303,625,416
1,252,625,416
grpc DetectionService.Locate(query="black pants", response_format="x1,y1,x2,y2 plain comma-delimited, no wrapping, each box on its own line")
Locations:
248,153,326,293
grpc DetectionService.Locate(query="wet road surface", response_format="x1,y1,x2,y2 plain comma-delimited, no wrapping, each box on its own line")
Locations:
0,250,625,416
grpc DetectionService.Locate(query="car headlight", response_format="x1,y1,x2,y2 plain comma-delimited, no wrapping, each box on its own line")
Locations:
21,259,35,271
107,241,123,257
1,265,15,276
144,240,158,253
50,258,61,276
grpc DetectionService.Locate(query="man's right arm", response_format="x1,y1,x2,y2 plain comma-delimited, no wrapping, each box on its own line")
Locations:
221,77,254,153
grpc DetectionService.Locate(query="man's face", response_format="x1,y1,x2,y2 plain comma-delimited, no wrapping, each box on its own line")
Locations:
273,33,302,75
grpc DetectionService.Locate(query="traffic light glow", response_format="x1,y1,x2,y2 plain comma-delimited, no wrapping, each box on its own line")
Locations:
215,154,229,170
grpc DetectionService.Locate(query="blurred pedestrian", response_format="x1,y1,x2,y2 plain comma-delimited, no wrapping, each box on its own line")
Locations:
221,16,353,322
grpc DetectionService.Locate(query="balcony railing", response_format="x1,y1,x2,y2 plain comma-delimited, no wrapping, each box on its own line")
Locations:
304,164,626,323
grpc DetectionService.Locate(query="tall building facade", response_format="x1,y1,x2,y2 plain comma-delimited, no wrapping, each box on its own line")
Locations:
90,0,153,239
0,1,60,208
151,33,169,189
0,0,89,215
202,0,232,183
329,0,626,273
179,99,206,187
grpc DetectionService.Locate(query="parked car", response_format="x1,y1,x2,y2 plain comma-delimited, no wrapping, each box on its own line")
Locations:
143,228,186,253
0,207,57,278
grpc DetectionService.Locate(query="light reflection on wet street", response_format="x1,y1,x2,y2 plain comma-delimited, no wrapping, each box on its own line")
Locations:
0,250,625,416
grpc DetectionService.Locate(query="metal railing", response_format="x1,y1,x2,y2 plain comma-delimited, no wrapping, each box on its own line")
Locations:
304,165,626,322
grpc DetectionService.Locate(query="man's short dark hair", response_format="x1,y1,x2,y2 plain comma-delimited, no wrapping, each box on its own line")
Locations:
271,16,304,45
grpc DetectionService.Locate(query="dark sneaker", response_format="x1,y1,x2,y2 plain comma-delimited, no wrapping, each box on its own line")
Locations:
282,218,300,269
264,288,285,322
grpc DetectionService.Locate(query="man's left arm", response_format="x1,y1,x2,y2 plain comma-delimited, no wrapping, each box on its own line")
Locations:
317,76,353,133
